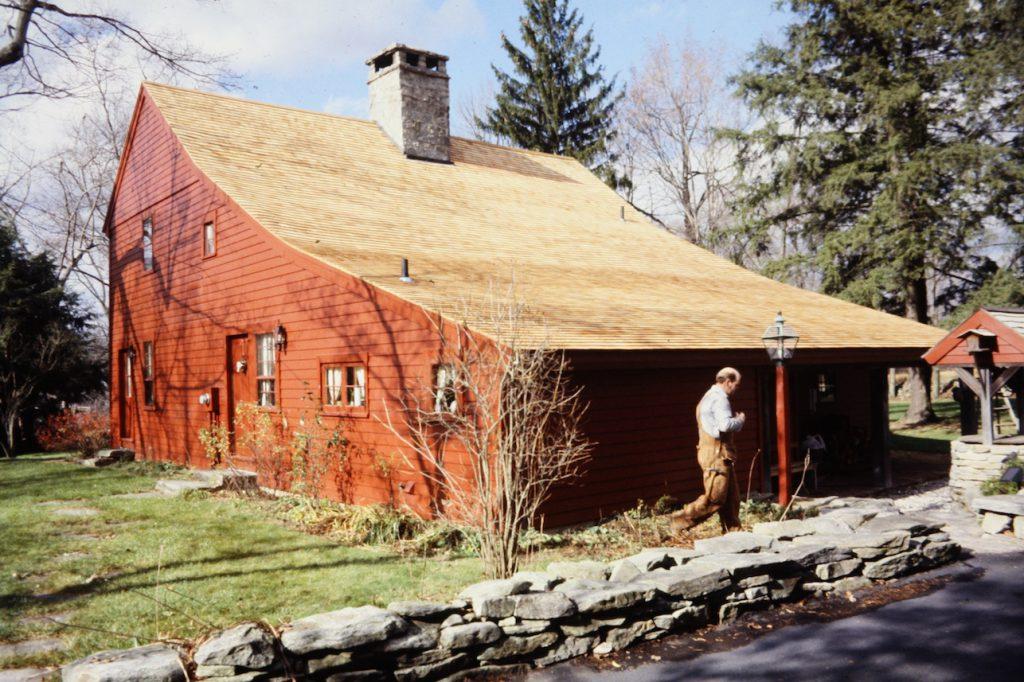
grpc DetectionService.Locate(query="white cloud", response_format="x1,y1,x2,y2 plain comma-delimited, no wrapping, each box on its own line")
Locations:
322,94,368,118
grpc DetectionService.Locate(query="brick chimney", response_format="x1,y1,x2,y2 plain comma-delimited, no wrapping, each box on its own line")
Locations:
367,44,450,163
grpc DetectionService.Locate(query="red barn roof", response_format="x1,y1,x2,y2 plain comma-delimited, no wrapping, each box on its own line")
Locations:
923,307,1024,366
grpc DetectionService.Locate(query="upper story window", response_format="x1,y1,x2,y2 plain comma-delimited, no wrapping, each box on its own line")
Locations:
203,220,216,258
142,341,155,407
142,218,154,271
255,333,276,407
434,364,458,413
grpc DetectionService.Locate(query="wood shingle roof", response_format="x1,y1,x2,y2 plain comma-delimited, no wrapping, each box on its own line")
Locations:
141,82,943,352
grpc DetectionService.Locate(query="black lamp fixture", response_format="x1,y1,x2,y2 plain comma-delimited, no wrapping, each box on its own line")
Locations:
762,311,800,364
274,323,287,351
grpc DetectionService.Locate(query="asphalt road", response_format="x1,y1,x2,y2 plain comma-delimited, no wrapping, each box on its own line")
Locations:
531,550,1024,682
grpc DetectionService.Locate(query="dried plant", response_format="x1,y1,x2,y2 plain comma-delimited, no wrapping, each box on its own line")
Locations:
383,283,592,578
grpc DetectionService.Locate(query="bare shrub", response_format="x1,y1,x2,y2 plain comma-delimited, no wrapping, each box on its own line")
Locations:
383,284,592,578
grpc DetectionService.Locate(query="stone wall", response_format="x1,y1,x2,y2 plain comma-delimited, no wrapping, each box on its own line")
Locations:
62,499,961,682
949,438,1022,506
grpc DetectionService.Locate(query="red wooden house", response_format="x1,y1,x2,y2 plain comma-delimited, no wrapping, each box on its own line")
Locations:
107,45,943,526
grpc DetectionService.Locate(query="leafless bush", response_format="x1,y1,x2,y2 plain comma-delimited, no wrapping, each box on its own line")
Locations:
383,284,592,578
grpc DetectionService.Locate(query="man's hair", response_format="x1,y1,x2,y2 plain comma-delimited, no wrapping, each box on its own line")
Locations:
716,367,741,384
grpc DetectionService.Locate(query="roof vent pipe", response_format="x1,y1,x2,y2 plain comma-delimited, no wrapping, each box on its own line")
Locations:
400,258,413,283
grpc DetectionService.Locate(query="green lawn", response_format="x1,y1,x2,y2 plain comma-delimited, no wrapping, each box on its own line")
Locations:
0,456,482,667
889,398,961,452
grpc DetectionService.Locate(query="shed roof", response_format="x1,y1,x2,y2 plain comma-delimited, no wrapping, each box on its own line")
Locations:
139,82,943,352
924,307,1024,366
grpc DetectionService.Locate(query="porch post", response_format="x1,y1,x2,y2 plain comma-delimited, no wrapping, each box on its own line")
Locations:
979,367,994,446
776,363,791,506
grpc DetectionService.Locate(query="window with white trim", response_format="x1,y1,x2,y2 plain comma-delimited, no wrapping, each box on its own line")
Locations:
255,333,276,407
143,341,155,407
142,218,153,271
434,364,458,413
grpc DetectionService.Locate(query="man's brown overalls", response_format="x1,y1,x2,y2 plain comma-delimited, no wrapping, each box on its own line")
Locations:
670,402,742,533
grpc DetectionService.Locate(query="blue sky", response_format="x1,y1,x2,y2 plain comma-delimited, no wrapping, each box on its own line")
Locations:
218,1,794,135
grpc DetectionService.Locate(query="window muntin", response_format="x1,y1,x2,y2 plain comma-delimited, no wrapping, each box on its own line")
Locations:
346,365,366,407
142,218,153,271
142,341,155,407
203,221,216,257
324,366,344,406
322,361,367,410
255,333,276,407
434,364,458,413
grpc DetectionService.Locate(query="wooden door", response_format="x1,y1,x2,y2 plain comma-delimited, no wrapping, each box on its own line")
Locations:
118,349,134,441
226,335,254,463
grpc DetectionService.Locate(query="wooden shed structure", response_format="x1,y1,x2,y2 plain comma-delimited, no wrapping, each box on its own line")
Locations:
107,46,944,526
923,307,1024,445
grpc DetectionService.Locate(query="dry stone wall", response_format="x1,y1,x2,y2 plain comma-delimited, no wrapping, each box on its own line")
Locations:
949,438,1023,505
62,498,961,682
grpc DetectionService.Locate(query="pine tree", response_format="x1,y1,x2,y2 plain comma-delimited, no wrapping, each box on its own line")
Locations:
725,0,1023,425
479,0,622,183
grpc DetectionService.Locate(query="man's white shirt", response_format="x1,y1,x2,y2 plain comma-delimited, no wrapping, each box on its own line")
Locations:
699,384,745,439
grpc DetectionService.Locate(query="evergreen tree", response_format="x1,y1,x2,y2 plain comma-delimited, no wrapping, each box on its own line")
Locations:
0,217,103,456
479,0,622,184
725,0,1023,425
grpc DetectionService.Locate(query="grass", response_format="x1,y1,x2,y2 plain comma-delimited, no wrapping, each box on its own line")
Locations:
0,456,481,667
889,399,961,452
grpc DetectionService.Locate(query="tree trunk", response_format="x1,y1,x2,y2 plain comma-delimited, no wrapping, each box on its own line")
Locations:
901,277,936,427
1,412,16,458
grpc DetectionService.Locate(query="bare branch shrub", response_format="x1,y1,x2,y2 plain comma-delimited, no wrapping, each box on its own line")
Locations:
383,284,592,578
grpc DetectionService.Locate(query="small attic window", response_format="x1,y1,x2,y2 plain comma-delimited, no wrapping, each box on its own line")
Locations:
406,52,420,67
373,53,393,71
425,56,439,71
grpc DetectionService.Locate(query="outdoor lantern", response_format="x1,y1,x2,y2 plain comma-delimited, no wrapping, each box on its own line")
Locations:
274,323,287,350
762,312,800,363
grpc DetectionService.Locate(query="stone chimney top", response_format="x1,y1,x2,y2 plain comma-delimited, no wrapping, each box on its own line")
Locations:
367,44,450,163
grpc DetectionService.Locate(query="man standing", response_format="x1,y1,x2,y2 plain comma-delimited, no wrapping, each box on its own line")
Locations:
671,367,745,534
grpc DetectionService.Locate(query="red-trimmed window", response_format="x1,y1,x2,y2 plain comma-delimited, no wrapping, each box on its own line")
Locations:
142,217,154,271
255,333,276,407
322,360,367,413
202,220,216,257
142,341,155,407
433,364,458,413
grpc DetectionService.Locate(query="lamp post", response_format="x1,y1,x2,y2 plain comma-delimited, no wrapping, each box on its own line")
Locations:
762,312,800,506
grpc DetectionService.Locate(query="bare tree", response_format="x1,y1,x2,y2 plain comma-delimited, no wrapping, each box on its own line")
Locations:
383,284,592,578
616,38,746,246
0,0,232,102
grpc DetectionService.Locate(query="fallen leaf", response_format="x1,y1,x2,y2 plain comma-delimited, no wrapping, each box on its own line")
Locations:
610,661,622,668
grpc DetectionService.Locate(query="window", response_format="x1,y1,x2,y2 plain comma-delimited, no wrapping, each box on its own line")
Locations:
203,220,216,257
255,333,276,407
124,351,134,399
815,370,836,404
322,361,367,410
142,341,155,407
434,364,458,413
142,218,153,271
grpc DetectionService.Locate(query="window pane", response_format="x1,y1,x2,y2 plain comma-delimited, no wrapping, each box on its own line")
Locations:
434,364,457,412
143,219,153,270
258,379,276,407
346,365,366,406
204,222,216,256
256,334,275,376
143,342,154,379
325,366,343,405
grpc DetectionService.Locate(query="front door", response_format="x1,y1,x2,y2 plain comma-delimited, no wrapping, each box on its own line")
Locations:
118,349,134,441
226,335,254,463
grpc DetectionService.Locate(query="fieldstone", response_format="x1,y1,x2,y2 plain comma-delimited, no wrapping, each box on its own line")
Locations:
51,507,99,518
194,665,237,679
653,614,675,630
744,585,770,600
624,549,673,571
602,620,654,651
719,598,769,623
305,652,354,674
322,671,385,681
694,532,775,554
439,613,464,629
793,531,910,560
688,552,797,579
751,519,817,540
535,636,596,666
592,642,615,656
970,493,1024,516
980,512,1012,535
672,605,707,629
1015,516,1024,539
378,625,439,653
512,592,576,620
546,560,609,581
510,571,562,592
62,644,185,682
0,670,52,682
607,559,642,583
769,577,801,600
663,548,705,564
862,550,925,580
559,621,602,637
502,620,550,636
280,606,407,655
559,584,651,614
457,579,530,604
438,622,501,650
814,558,863,581
801,581,834,593
479,632,557,662
194,623,276,669
922,541,960,565
472,596,516,620
922,531,950,544
632,563,730,600
737,574,771,588
773,543,854,568
1,639,65,659
444,664,529,681
818,508,877,529
393,653,469,682
196,673,262,682
386,601,459,621
859,514,940,537
832,576,873,592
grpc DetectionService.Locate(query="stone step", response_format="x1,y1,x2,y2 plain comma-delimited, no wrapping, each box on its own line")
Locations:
81,448,135,468
154,479,215,496
971,494,1024,516
155,469,259,496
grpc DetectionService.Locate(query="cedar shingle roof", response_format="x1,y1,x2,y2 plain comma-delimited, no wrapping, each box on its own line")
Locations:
142,82,943,351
